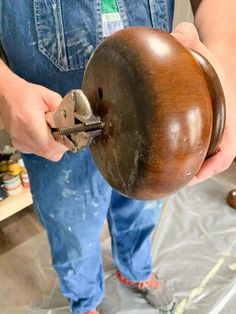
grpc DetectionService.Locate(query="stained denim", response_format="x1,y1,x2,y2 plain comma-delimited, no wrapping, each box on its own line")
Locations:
0,1,174,313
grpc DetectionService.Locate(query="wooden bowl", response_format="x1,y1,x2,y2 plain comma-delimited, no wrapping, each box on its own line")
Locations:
83,27,225,200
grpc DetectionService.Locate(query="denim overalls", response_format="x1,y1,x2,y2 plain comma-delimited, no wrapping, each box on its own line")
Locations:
0,1,174,313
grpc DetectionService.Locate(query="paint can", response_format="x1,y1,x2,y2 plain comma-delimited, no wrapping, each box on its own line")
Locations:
3,174,23,195
8,161,21,176
21,170,30,189
0,160,8,173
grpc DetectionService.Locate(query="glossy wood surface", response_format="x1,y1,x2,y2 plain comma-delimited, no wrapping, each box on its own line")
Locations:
83,27,225,200
190,50,225,157
227,190,236,209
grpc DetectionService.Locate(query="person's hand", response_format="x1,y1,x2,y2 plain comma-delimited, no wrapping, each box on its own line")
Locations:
0,63,68,161
171,22,236,185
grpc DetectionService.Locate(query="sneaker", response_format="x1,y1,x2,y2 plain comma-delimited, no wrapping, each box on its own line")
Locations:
84,310,99,314
117,270,175,312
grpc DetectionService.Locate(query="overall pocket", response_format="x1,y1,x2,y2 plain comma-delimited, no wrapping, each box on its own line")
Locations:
33,0,98,71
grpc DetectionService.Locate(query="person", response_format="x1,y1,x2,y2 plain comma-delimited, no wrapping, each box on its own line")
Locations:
0,1,235,313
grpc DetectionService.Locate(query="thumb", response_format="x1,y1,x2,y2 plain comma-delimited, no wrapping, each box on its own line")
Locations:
43,89,63,112
171,22,221,75
171,22,200,50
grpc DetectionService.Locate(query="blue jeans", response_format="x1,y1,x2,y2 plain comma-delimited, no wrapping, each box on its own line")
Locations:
23,150,163,313
0,1,174,313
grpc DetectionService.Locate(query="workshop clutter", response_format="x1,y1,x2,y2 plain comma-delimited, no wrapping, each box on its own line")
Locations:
0,145,30,200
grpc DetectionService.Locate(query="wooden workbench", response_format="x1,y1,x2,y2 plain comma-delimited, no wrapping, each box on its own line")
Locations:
0,188,33,221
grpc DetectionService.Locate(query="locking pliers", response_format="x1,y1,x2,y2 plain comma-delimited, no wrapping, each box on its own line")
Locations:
46,90,104,152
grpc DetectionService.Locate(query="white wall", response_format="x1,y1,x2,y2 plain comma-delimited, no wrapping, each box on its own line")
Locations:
173,0,194,27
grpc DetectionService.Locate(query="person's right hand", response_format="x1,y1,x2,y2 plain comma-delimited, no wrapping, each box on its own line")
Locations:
0,62,68,161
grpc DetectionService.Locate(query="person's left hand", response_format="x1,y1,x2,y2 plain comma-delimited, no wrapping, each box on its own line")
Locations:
171,22,236,185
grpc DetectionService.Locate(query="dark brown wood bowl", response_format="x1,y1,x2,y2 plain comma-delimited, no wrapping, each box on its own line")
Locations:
83,27,225,200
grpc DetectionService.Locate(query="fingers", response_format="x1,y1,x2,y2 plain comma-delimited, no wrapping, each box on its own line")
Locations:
199,128,235,174
171,22,234,187
37,89,68,160
12,128,69,162
17,103,69,161
171,22,221,75
188,152,228,186
38,143,68,162
171,22,200,50
171,22,211,63
188,127,236,186
188,151,233,186
42,89,63,112
43,129,69,161
0,74,68,162
26,119,69,161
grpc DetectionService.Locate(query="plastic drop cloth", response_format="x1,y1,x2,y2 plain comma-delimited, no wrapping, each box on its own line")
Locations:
1,162,236,314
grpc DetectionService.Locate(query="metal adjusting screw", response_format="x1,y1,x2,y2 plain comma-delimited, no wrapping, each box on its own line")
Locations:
46,90,104,152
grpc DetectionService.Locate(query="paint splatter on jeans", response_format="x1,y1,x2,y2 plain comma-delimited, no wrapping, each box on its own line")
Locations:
23,148,163,313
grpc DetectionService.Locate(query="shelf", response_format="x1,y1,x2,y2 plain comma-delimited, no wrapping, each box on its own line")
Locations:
0,125,33,221
0,188,33,221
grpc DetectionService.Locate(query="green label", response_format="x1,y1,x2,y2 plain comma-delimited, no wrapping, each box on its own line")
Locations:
101,0,119,14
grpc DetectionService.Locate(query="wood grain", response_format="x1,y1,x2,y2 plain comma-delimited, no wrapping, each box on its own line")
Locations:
83,27,225,200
